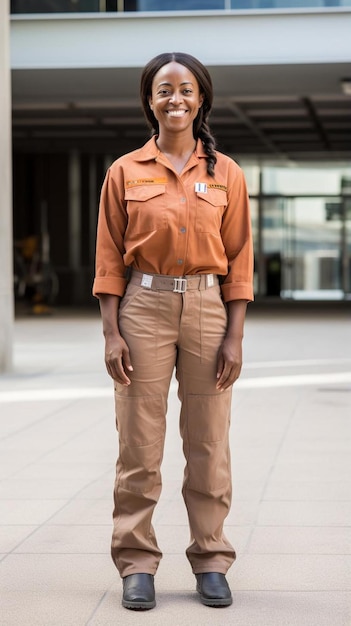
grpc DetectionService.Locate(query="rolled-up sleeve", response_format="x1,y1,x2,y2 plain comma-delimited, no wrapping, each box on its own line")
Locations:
92,165,128,298
220,162,254,303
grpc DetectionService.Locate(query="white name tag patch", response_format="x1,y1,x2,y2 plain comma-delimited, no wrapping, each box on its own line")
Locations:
195,182,207,193
141,274,153,288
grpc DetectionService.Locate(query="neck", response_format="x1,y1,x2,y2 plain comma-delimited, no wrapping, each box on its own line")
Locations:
155,132,197,175
156,132,196,157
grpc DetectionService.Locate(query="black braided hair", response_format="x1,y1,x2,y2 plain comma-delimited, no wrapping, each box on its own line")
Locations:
140,52,217,177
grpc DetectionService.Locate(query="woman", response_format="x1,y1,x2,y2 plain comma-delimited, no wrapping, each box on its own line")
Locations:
93,52,253,610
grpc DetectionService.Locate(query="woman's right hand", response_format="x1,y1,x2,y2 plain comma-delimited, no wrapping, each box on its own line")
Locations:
98,294,133,385
104,333,133,385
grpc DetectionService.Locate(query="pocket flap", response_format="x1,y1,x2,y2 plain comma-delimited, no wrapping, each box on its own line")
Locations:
196,188,227,207
125,185,166,202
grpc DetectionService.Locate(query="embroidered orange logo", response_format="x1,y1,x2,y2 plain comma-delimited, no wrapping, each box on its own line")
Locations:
208,184,227,192
126,178,167,187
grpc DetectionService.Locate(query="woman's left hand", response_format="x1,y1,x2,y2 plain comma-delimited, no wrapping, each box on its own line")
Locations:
216,335,243,391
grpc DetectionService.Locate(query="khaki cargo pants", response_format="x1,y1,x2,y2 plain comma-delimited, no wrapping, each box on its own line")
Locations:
112,274,236,578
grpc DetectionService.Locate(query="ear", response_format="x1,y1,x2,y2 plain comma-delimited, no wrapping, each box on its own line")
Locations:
148,97,153,111
199,93,204,108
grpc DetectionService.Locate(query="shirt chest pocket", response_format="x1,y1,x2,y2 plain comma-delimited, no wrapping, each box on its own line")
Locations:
195,188,227,236
124,184,167,234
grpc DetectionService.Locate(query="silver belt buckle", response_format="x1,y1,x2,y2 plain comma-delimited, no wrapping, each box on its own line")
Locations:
173,277,187,293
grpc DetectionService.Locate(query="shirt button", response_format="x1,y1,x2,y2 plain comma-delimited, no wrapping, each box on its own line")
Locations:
180,227,186,233
177,259,183,265
180,197,186,203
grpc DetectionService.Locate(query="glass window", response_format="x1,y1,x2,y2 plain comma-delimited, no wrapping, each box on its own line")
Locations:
134,0,224,9
248,198,259,294
10,0,351,10
231,0,351,8
240,162,261,196
262,165,351,195
261,196,346,298
10,0,100,12
252,163,351,299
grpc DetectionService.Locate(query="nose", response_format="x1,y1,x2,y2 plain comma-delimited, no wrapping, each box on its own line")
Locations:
169,91,182,104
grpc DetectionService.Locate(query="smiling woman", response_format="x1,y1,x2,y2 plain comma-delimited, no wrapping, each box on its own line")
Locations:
92,51,254,611
140,52,216,176
147,62,204,173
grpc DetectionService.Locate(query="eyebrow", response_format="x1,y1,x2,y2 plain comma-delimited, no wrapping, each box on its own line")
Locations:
157,81,194,87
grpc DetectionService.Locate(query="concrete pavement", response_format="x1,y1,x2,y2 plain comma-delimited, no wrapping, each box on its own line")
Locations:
0,304,350,626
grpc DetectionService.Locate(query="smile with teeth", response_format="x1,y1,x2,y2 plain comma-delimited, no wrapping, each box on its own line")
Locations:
167,109,187,116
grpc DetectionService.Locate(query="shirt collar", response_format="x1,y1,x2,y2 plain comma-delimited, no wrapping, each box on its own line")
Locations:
135,136,208,162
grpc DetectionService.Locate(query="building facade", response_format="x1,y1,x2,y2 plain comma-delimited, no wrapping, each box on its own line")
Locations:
10,1,351,305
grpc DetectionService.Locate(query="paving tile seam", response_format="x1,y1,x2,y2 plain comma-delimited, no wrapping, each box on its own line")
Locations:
8,548,111,556
229,588,351,594
243,549,351,555
8,550,350,556
242,390,307,554
0,469,113,559
85,589,111,626
0,401,84,444
247,523,351,527
0,413,112,469
260,500,351,504
231,583,351,588
0,517,111,524
0,401,111,449
3,497,112,508
231,581,351,588
244,357,351,369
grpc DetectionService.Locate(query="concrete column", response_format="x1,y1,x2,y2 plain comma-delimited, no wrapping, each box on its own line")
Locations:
69,150,81,272
68,150,82,303
0,0,14,373
257,169,265,298
89,155,97,267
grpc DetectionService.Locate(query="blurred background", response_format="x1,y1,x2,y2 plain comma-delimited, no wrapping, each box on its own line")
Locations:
6,0,351,309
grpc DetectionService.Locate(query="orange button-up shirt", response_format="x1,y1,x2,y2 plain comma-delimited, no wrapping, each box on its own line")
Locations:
93,137,253,302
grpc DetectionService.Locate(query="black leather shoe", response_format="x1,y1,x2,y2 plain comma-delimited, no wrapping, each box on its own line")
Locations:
122,573,156,610
196,572,232,607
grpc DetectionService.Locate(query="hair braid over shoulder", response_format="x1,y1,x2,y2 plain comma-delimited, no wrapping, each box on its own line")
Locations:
195,109,217,178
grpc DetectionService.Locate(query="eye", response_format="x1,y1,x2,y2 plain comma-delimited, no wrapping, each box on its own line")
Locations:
158,89,170,96
183,89,193,95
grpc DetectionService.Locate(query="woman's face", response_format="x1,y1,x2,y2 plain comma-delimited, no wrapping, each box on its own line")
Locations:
148,61,204,135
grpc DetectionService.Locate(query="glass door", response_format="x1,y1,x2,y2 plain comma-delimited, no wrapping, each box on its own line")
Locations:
283,196,344,299
260,196,286,297
261,195,345,299
256,165,351,300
